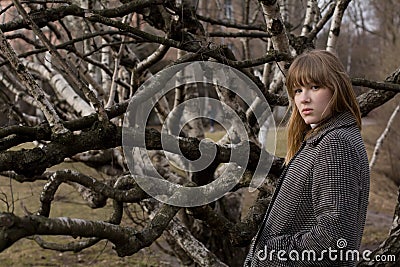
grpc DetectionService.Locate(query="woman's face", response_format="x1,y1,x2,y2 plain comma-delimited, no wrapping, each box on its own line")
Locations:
293,84,333,125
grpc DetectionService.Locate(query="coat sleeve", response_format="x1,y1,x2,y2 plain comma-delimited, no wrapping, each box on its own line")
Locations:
251,133,364,267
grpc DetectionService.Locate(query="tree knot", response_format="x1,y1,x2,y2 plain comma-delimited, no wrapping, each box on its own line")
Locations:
0,213,15,228
268,19,284,35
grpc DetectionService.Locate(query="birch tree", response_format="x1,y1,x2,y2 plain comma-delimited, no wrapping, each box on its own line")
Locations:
0,0,399,266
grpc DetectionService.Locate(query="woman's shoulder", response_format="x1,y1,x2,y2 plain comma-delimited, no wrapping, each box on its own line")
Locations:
323,123,361,141
308,122,362,148
306,112,361,146
317,124,367,161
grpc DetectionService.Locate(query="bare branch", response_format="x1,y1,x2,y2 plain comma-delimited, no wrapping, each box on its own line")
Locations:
105,14,132,109
352,78,400,93
209,31,271,38
135,44,169,75
301,0,317,36
358,68,400,116
167,218,229,267
326,0,351,52
196,14,265,31
32,236,101,253
307,1,336,42
0,28,67,134
12,0,108,122
258,0,291,68
369,103,400,170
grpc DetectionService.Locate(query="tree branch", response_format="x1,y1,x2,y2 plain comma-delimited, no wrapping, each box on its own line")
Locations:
166,218,229,267
12,0,108,122
258,0,291,71
0,213,135,254
196,14,265,31
358,68,400,116
0,122,119,176
369,103,399,170
326,0,351,52
209,31,271,38
0,27,67,135
307,1,336,42
301,0,317,37
352,78,400,93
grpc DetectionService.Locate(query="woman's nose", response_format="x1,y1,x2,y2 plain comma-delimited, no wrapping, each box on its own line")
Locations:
300,91,311,103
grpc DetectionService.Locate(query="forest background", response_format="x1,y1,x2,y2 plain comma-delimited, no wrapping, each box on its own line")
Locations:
0,0,399,266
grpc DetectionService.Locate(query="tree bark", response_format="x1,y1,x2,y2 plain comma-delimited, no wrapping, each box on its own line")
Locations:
326,0,351,52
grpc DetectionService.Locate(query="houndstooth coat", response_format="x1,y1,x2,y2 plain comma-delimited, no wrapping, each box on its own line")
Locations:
244,112,370,267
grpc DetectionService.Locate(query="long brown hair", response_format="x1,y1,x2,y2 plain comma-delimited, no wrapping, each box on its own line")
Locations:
285,50,361,164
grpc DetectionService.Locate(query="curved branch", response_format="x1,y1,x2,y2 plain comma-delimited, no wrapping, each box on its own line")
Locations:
222,50,292,69
37,171,147,215
0,189,180,257
32,236,101,253
31,173,132,253
0,213,134,254
32,176,135,253
0,122,119,176
135,44,170,75
352,78,400,93
5,33,41,47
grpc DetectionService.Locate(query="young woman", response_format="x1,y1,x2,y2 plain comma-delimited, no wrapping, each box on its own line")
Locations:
244,50,370,266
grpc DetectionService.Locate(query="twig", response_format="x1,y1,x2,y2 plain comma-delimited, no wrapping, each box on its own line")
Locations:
369,103,400,170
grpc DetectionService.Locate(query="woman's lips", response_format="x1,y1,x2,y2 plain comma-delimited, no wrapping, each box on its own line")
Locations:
302,108,313,115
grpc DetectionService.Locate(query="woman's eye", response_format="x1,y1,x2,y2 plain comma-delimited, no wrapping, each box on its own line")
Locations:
294,89,302,94
311,85,320,90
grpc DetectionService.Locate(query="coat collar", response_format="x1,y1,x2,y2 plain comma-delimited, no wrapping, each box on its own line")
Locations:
305,111,358,146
